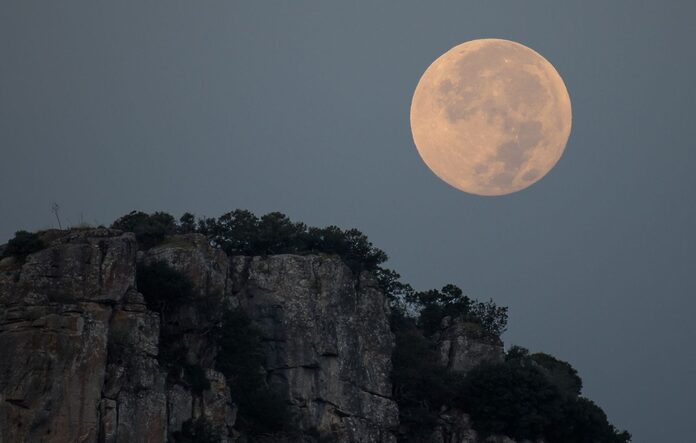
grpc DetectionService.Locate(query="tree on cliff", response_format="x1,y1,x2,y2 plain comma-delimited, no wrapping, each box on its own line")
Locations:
111,210,177,248
408,284,508,337
5,212,631,442
1,230,45,262
112,209,388,272
460,354,631,443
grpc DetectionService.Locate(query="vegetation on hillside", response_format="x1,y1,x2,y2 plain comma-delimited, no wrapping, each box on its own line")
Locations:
380,268,630,442
460,349,631,442
117,209,630,442
3,209,629,441
136,259,293,440
111,210,386,272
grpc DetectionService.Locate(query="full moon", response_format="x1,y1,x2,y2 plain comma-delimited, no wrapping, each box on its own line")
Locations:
410,39,572,196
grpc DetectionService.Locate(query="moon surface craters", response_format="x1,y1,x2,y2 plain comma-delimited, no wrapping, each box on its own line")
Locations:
410,39,572,196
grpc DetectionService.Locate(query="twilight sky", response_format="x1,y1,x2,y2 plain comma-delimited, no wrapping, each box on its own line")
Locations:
1,2,695,441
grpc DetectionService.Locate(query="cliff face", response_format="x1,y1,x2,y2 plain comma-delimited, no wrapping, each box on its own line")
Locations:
230,255,398,442
427,318,505,443
0,229,154,443
436,316,504,374
0,229,519,443
0,230,399,443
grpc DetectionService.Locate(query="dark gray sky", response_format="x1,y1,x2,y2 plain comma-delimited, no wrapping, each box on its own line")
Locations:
2,2,694,441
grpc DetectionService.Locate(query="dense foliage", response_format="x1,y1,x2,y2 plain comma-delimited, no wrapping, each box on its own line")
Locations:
111,209,387,272
392,331,630,442
2,211,630,441
378,268,508,338
111,211,178,249
390,313,461,433
460,360,564,439
409,284,508,337
461,354,631,442
109,209,629,441
382,266,629,442
529,350,583,397
136,260,195,314
136,261,211,393
385,269,511,437
1,230,46,261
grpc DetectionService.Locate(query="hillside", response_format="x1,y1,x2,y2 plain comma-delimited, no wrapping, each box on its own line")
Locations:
0,211,630,443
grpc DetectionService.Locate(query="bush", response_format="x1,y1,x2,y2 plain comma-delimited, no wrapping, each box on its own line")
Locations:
458,357,630,442
375,267,414,301
530,352,583,397
548,397,631,443
201,210,388,272
458,361,563,440
111,210,177,249
392,318,629,442
390,311,464,431
407,284,508,337
136,261,212,394
178,212,197,234
305,226,387,272
506,347,582,398
2,230,46,261
136,260,194,314
201,210,263,255
113,209,388,272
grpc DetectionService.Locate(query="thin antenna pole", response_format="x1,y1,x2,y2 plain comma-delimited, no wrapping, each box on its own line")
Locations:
51,203,62,230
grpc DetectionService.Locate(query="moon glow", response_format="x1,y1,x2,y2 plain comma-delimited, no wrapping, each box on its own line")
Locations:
410,39,572,196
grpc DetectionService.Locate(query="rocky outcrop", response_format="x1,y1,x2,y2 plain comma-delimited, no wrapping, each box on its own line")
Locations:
230,254,399,442
435,316,504,374
0,229,140,443
0,230,237,443
0,230,398,442
400,318,506,443
103,288,167,443
141,235,237,441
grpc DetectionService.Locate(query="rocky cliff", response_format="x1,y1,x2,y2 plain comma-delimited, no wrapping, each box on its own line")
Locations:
0,228,545,443
0,230,405,443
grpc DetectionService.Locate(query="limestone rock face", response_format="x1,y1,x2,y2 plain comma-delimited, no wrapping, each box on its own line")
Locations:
0,230,139,443
105,289,167,443
231,255,399,443
141,235,237,441
435,316,504,374
142,234,234,364
143,234,231,302
0,230,399,442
